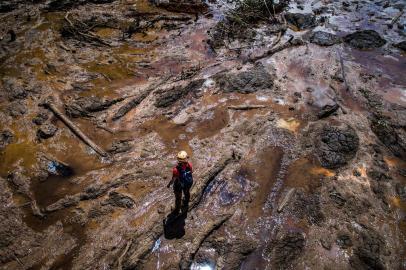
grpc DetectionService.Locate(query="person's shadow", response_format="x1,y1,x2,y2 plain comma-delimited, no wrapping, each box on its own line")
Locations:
163,205,189,239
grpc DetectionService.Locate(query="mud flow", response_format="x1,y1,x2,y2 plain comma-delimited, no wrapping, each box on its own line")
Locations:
1,0,406,269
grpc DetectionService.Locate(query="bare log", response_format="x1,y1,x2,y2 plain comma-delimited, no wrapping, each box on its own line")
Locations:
228,105,266,110
277,188,295,213
43,101,108,157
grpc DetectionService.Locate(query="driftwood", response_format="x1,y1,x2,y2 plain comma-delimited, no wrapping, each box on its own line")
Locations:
227,105,266,110
43,101,108,157
337,50,349,91
277,188,295,213
250,37,305,62
112,75,171,121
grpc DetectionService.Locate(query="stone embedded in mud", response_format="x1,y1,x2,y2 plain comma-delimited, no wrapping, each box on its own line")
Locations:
0,130,13,150
65,96,120,118
293,191,325,225
153,0,207,13
37,123,58,139
394,41,406,52
343,30,386,49
108,140,132,154
268,231,305,268
7,172,30,196
0,1,18,13
32,111,49,126
214,65,274,94
370,114,406,159
317,103,339,119
7,101,27,117
155,79,205,108
336,232,353,249
310,31,341,46
285,12,316,30
102,191,135,208
46,0,116,11
317,125,359,169
350,229,386,270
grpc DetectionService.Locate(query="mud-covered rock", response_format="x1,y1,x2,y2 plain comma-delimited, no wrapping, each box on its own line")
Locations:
394,41,406,52
310,31,341,46
329,188,346,207
155,79,204,108
37,123,58,139
102,191,135,208
65,96,120,118
0,1,19,13
32,111,49,125
153,0,207,13
215,66,274,94
336,232,353,249
7,172,31,196
317,103,339,118
317,125,359,169
344,30,386,49
293,191,325,225
350,229,386,270
7,101,27,117
108,140,132,154
285,12,316,30
268,231,305,268
46,0,116,11
0,130,13,150
370,114,406,159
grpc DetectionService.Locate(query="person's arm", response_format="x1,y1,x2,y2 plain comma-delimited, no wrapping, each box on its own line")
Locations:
167,167,178,188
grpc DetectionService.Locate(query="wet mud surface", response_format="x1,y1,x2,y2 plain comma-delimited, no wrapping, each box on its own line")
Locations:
1,0,406,269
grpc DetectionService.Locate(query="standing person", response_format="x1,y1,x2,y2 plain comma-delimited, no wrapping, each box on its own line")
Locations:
167,151,193,214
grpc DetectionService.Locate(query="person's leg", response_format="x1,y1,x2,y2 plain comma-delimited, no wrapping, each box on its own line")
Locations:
174,185,182,214
183,187,190,208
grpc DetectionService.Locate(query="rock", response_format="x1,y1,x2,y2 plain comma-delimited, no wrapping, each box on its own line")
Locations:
370,114,406,159
7,101,27,117
329,188,346,207
0,130,13,150
336,232,353,249
310,31,341,46
214,65,274,94
317,125,359,169
343,30,386,49
293,191,325,225
317,103,339,119
37,123,58,139
32,111,49,125
394,41,406,52
350,229,386,270
269,231,305,268
0,1,18,13
155,79,205,108
153,0,207,13
2,78,27,101
46,0,116,11
285,12,316,30
7,172,30,196
108,140,132,154
102,192,135,208
65,96,120,118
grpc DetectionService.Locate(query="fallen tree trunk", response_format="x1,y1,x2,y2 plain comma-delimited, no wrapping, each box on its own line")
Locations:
228,105,266,110
43,101,108,157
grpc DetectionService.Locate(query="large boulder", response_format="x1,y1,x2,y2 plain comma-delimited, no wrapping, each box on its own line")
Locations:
316,125,359,169
155,79,204,108
65,96,119,118
214,65,274,94
343,30,386,49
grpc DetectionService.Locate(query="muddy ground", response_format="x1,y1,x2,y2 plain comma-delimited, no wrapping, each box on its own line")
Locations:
0,0,405,269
